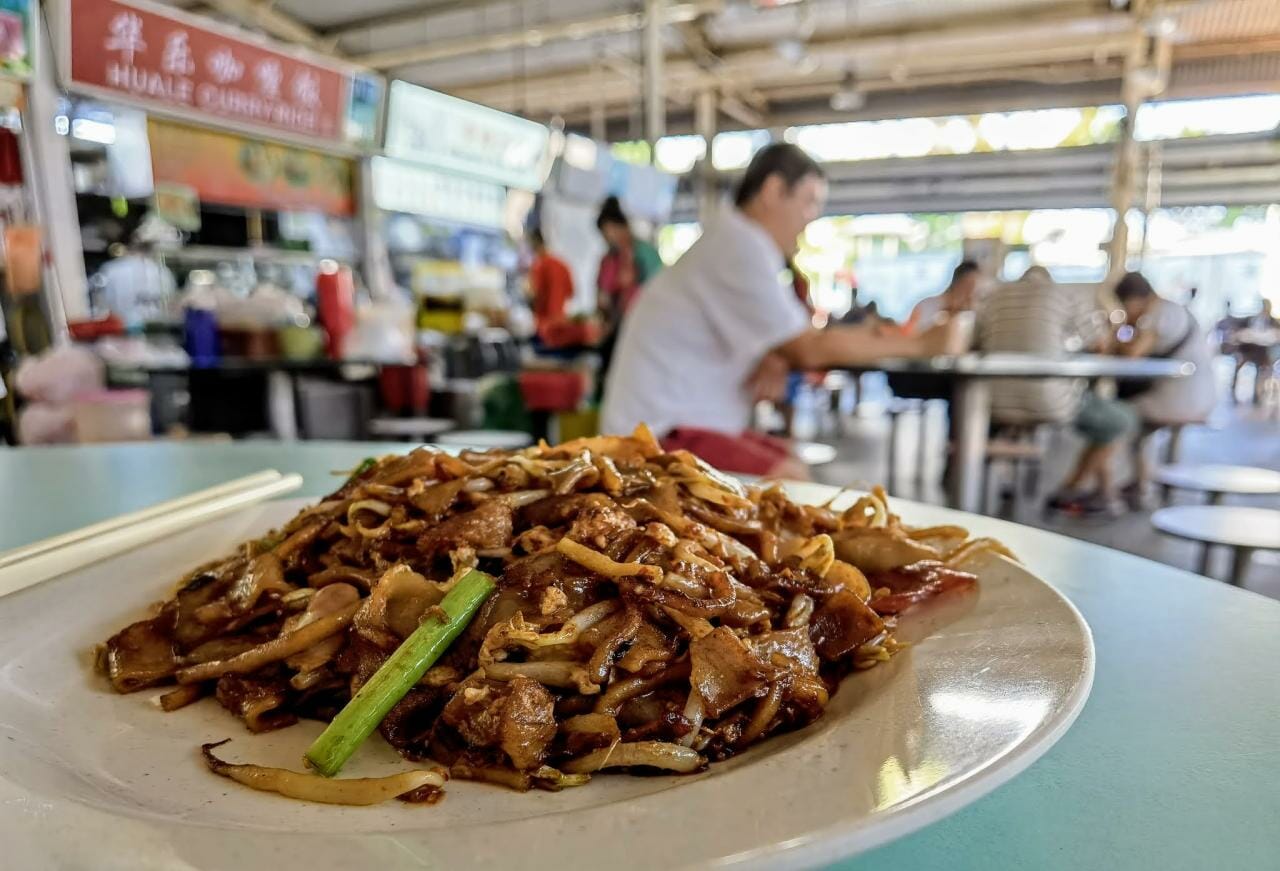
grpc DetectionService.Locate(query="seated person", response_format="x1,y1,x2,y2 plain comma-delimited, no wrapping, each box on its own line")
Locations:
1235,299,1279,404
1050,271,1215,514
600,143,958,479
885,261,982,412
903,260,980,335
977,266,1104,426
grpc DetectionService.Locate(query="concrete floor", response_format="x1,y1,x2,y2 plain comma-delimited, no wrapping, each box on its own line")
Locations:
803,389,1280,601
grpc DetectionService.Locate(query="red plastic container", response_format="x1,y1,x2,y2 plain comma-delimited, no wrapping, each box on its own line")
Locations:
379,364,430,414
67,315,125,341
316,264,355,358
519,370,585,412
542,319,602,349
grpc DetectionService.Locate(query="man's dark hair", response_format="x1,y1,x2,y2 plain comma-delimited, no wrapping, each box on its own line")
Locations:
529,227,545,248
596,195,628,231
734,143,824,208
952,260,979,283
1115,271,1156,301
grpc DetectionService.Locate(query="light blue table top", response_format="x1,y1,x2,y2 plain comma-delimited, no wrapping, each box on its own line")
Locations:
2,442,1278,869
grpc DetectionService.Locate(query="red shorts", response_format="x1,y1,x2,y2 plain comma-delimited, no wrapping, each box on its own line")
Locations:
661,428,792,477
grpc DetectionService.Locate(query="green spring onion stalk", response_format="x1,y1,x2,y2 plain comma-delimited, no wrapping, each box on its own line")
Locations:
346,457,378,483
305,569,496,777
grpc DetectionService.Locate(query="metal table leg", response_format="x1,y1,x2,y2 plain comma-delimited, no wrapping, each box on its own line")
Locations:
1227,546,1255,587
916,403,931,501
949,378,991,513
267,370,299,441
886,411,899,496
1196,543,1213,577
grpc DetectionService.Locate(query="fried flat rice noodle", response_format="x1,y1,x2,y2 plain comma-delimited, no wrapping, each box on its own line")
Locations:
99,432,1003,804
202,741,445,805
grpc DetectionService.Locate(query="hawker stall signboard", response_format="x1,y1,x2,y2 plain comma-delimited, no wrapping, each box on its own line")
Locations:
371,156,507,229
384,80,549,191
61,0,381,149
148,119,355,216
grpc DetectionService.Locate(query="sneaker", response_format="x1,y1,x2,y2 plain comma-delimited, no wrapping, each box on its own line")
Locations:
1075,491,1125,517
1119,481,1150,512
1046,489,1088,512
1047,490,1123,518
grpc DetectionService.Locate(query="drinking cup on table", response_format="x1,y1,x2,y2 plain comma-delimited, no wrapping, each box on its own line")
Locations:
948,310,977,353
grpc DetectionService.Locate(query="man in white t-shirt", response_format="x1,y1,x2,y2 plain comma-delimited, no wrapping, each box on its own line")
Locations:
601,143,955,476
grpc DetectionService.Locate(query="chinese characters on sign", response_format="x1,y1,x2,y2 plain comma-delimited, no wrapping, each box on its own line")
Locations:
384,80,549,191
66,0,375,146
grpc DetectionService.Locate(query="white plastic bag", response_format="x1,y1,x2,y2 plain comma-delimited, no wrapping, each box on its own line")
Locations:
14,346,105,404
17,402,76,444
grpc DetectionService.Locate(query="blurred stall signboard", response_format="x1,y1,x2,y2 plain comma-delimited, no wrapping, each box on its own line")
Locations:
553,133,677,224
371,156,506,229
148,119,355,215
152,181,200,231
384,80,549,191
0,0,32,81
60,0,382,149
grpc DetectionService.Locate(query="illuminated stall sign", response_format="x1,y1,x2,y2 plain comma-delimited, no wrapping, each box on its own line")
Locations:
384,80,548,191
371,156,506,229
62,0,381,148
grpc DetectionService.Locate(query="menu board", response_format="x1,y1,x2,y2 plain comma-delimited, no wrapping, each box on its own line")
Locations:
61,0,381,149
371,156,506,229
148,119,355,216
384,80,549,191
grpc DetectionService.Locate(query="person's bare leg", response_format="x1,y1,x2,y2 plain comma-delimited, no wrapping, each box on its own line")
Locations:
1064,441,1123,496
1061,444,1107,492
1093,443,1119,499
1133,436,1152,493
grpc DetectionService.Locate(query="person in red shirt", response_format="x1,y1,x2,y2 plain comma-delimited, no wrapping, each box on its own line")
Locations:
528,228,575,345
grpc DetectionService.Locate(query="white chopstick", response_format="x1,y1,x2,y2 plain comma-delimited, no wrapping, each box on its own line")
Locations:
0,471,287,570
0,472,304,600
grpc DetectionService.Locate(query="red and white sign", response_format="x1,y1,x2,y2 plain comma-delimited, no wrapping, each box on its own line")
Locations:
64,0,349,144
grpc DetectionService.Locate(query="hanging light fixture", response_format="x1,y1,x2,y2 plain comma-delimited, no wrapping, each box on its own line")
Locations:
830,69,865,112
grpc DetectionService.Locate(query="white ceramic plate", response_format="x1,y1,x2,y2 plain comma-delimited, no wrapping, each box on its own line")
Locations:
0,494,1093,871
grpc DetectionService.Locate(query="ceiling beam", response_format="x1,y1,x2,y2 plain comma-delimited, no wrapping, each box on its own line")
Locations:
719,93,766,128
448,2,1131,95
200,1,340,55
676,19,767,126
552,58,1127,131
348,0,722,70
316,0,514,39
451,14,1140,117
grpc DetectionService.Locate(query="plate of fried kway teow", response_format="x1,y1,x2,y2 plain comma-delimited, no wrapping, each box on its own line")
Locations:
0,427,1092,870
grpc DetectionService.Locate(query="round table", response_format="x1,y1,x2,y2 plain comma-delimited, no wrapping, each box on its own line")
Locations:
793,439,838,467
367,416,456,441
1151,504,1280,587
1154,464,1280,504
839,353,1192,513
434,429,534,450
2,443,1278,870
